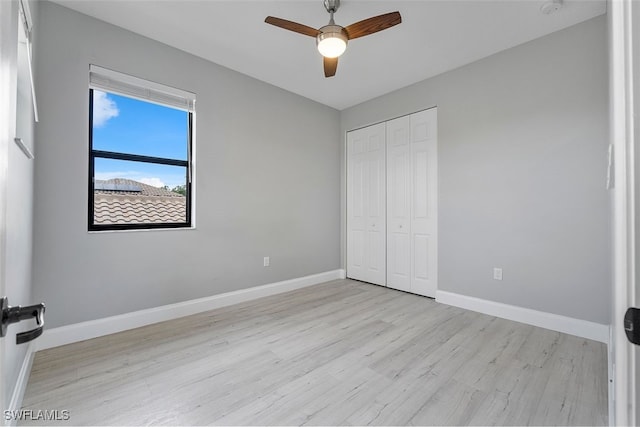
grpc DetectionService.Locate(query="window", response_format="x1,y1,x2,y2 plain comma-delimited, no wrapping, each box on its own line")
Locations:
88,65,195,231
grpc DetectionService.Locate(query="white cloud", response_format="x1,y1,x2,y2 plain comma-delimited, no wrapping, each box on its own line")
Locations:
139,177,166,188
93,91,119,127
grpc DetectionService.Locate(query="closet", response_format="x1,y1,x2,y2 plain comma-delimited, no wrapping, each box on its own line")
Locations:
346,108,437,297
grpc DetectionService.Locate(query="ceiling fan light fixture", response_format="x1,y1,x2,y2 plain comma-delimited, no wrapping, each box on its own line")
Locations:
316,26,348,58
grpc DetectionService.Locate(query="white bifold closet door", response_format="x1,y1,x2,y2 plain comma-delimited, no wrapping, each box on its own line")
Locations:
346,122,387,286
386,109,438,297
347,108,437,297
386,116,412,292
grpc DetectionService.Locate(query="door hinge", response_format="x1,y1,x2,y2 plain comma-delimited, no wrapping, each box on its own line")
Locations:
624,307,640,345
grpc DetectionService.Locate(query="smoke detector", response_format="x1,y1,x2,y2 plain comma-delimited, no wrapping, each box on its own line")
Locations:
540,0,563,15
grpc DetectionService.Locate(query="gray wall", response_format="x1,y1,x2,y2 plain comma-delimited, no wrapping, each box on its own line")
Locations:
3,0,38,410
341,16,610,324
33,1,341,328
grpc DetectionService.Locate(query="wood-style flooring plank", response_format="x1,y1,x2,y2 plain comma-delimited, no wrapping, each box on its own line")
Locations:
20,279,608,426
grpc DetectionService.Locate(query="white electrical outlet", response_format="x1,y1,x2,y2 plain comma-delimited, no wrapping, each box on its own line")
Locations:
493,268,503,281
263,257,270,267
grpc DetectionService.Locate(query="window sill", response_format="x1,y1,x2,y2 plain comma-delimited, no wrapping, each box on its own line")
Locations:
88,225,196,234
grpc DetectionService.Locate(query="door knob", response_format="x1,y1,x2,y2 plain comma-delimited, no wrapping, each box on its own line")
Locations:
1,297,46,344
399,225,403,228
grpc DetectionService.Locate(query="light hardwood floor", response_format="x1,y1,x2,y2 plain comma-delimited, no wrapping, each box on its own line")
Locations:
21,279,608,426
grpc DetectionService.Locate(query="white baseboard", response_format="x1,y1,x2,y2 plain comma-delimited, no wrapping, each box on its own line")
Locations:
435,290,610,344
338,269,346,279
37,270,344,351
7,341,36,425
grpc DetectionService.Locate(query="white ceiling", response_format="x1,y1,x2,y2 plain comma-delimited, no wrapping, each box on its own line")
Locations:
51,0,606,110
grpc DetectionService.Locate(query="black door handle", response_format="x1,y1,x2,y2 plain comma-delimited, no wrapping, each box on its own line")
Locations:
624,307,640,345
1,297,46,344
17,325,44,344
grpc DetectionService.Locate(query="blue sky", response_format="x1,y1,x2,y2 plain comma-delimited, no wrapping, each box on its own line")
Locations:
92,91,188,189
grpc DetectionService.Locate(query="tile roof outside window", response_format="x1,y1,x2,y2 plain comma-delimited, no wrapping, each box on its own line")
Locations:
93,178,186,225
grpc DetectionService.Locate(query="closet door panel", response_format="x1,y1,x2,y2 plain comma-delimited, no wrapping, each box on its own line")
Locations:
386,116,411,292
347,123,386,286
347,130,368,282
365,124,387,286
410,109,438,297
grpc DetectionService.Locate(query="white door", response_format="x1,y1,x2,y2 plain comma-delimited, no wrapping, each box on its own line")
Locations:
386,116,411,292
385,109,438,297
611,0,639,424
347,123,386,286
632,3,640,421
0,0,17,414
410,109,438,297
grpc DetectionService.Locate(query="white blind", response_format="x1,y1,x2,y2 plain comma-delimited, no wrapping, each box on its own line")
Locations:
89,65,196,112
19,0,39,122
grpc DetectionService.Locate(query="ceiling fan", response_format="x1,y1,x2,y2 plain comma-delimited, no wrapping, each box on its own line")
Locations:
265,0,401,78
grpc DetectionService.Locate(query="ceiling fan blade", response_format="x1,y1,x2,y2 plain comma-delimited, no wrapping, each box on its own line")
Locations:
324,57,338,78
265,16,320,37
344,11,402,40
